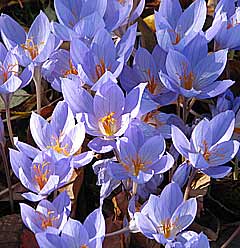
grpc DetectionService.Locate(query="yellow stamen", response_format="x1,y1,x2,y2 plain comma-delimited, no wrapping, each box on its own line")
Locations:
0,63,18,82
95,58,111,81
99,112,117,136
47,134,70,157
21,38,44,60
33,161,50,190
37,210,59,229
147,69,158,95
177,63,195,90
63,60,78,77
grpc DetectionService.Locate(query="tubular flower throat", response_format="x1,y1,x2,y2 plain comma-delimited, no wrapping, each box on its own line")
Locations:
157,218,179,239
38,210,59,229
147,69,158,95
63,60,78,77
33,161,50,190
48,134,70,157
99,112,117,136
21,38,44,60
95,58,111,81
0,63,18,82
178,63,195,90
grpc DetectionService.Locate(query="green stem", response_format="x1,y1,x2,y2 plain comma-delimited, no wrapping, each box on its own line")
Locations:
0,144,14,212
33,66,42,114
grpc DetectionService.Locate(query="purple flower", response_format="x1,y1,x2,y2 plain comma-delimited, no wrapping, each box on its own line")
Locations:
171,110,239,178
20,191,71,233
134,182,197,244
35,208,105,248
120,46,177,106
109,124,174,184
42,49,81,92
104,0,145,32
155,0,206,52
1,11,59,66
29,101,93,168
9,149,73,201
159,46,234,99
52,0,107,41
206,0,240,50
210,89,240,116
63,77,146,153
166,231,210,248
0,43,33,103
70,24,137,89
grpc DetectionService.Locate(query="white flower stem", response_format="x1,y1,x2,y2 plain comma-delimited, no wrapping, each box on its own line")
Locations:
33,66,42,114
105,226,130,237
5,103,14,147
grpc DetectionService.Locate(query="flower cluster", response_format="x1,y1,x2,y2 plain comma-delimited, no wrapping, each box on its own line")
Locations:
1,0,240,247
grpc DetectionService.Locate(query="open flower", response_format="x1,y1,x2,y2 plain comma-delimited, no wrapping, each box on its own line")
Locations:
171,110,239,178
120,45,177,106
29,101,93,168
9,149,73,201
134,182,197,245
20,191,71,233
159,46,234,99
70,24,137,89
1,11,59,66
109,124,174,184
206,0,240,50
36,208,105,248
42,49,81,92
62,75,147,153
155,0,206,52
52,0,107,41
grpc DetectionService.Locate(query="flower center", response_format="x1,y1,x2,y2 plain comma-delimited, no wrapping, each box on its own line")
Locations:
158,219,175,239
118,0,126,5
202,140,211,161
147,69,158,95
63,60,78,77
0,63,18,82
80,245,88,248
21,38,44,60
177,62,195,90
168,29,182,45
99,112,117,136
33,161,50,190
38,210,59,229
95,58,111,81
48,135,70,157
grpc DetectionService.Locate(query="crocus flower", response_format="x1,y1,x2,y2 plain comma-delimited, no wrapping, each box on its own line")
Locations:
20,191,71,233
1,11,59,67
29,101,93,168
159,46,234,99
9,149,73,201
155,0,206,52
35,208,105,248
171,110,240,178
52,0,107,41
0,43,33,100
134,182,197,245
104,0,145,32
42,49,81,92
70,24,137,89
209,89,240,116
206,0,240,50
108,124,174,184
63,76,147,153
166,231,210,248
120,45,177,106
